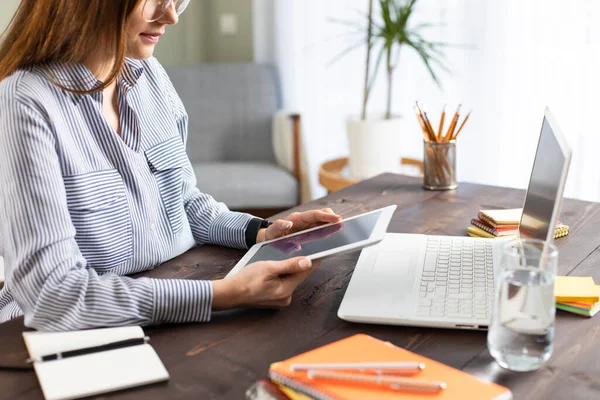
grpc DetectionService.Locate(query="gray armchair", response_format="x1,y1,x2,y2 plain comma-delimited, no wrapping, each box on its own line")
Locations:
166,64,305,218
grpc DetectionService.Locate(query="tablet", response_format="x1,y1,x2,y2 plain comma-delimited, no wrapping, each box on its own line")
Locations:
225,205,396,277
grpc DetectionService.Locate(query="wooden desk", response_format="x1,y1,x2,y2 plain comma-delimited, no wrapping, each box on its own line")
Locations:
2,173,600,399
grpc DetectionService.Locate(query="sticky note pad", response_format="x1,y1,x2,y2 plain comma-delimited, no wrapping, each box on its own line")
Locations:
555,276,599,303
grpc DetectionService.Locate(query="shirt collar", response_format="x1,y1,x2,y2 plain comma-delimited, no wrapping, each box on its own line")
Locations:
39,58,145,104
121,58,145,90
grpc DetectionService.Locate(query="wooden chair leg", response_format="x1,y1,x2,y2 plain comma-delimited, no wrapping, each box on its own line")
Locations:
289,114,302,205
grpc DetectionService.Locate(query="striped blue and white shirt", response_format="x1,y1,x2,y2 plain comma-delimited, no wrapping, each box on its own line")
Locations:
0,57,256,331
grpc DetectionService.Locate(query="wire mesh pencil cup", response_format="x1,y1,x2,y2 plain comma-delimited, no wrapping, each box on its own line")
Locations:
423,140,457,190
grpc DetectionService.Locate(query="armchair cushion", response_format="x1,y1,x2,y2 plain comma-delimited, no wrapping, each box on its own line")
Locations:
166,64,280,164
193,162,298,209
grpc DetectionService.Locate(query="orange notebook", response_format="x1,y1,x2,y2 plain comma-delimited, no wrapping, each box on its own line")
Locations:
269,334,512,400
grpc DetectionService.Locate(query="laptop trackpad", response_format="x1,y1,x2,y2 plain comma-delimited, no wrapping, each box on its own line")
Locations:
372,251,417,316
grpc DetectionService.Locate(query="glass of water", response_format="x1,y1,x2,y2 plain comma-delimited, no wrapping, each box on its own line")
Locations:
487,238,557,372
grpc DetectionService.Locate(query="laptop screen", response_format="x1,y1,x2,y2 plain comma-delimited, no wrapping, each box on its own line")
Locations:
519,113,570,241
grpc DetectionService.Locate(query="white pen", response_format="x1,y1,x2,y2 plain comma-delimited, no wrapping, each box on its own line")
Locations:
290,362,425,375
306,370,446,393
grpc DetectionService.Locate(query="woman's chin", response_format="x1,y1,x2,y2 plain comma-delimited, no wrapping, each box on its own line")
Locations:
127,45,155,60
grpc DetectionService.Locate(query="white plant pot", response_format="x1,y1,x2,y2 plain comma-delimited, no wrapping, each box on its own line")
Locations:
346,116,402,179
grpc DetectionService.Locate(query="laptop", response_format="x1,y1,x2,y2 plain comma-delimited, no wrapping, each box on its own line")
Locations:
338,108,572,330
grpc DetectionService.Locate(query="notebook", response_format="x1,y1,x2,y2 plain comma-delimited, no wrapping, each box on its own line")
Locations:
478,209,522,227
23,326,169,400
269,334,512,400
471,218,519,237
554,276,600,303
467,225,509,239
277,384,314,400
467,223,568,239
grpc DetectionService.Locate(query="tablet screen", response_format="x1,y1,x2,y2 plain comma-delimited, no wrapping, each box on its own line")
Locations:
247,210,383,264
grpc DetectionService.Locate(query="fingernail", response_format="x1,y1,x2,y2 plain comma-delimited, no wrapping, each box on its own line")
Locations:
282,221,293,229
299,258,311,269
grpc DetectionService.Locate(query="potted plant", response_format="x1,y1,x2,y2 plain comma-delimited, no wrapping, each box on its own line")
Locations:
342,0,449,179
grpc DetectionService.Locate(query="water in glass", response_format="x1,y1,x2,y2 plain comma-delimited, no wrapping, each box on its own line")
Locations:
487,239,557,372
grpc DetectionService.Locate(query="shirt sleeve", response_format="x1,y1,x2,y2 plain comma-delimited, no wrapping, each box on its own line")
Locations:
0,93,212,331
156,59,255,249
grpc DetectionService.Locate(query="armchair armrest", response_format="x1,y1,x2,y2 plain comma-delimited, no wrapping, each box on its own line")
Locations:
272,111,311,203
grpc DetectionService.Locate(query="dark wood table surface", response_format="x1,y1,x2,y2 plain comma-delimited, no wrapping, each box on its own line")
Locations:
2,173,600,400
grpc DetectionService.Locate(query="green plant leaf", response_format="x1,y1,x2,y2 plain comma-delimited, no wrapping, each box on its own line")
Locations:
327,39,367,67
328,0,456,115
367,42,387,92
326,17,367,32
405,37,449,88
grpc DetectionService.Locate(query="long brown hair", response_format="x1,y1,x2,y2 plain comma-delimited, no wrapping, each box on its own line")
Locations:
0,0,142,93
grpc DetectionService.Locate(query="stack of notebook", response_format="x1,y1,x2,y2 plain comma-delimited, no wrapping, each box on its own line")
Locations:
467,208,569,239
555,276,600,317
265,334,512,399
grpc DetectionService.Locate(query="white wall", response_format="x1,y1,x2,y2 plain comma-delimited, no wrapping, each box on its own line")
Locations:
253,0,275,64
153,0,209,66
0,0,19,33
253,0,600,203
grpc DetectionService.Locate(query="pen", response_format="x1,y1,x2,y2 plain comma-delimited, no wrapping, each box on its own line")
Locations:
291,361,425,375
26,336,150,363
307,370,446,393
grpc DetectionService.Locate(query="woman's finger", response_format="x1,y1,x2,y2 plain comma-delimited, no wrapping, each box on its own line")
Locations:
288,210,341,227
312,210,342,224
265,219,293,240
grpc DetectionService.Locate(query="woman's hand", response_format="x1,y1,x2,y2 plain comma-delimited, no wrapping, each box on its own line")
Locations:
212,257,315,309
256,208,342,243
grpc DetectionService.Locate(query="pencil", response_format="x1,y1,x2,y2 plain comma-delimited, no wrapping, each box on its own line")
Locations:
416,102,437,141
437,104,446,142
414,105,430,141
307,370,446,393
421,106,437,141
452,110,471,140
415,104,435,142
444,104,462,142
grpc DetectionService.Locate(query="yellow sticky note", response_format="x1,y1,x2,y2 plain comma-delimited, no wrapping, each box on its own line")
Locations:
555,276,599,303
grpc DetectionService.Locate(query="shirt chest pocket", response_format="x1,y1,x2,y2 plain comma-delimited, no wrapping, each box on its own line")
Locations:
145,136,188,234
64,169,133,271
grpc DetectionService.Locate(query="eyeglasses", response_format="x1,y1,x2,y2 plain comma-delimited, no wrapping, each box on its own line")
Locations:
142,0,190,22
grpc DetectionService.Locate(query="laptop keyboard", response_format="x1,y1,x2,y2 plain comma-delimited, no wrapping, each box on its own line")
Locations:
417,237,495,321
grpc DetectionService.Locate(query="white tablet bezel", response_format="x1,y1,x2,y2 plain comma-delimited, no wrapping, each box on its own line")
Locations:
225,205,397,278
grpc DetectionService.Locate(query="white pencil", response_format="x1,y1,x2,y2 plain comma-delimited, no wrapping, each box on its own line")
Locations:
290,361,425,374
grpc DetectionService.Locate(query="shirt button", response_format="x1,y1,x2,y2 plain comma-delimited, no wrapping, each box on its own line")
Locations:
150,223,156,231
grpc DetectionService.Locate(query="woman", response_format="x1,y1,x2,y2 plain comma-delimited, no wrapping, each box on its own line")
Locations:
0,0,341,331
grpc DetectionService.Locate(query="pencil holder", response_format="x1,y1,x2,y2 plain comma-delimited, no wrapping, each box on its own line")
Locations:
423,140,457,190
